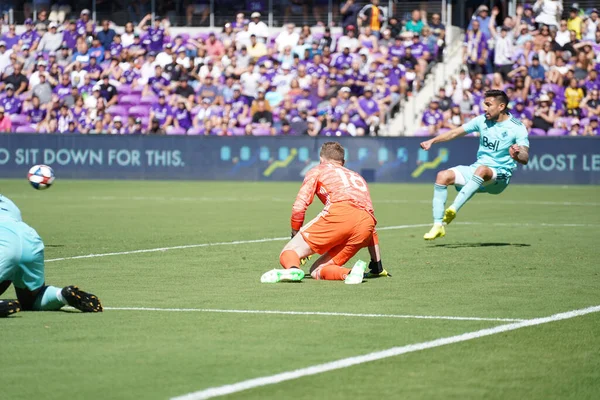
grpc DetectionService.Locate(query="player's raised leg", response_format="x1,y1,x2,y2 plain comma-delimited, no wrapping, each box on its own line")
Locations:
446,165,495,222
424,169,454,240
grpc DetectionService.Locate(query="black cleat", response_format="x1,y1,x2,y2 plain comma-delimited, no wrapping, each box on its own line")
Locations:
0,299,21,317
61,286,103,313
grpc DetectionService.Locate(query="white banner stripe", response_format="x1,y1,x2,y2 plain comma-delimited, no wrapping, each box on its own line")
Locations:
170,305,600,400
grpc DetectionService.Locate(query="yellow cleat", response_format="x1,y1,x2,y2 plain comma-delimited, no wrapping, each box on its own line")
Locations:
300,255,312,266
365,269,392,278
443,206,457,225
424,224,445,240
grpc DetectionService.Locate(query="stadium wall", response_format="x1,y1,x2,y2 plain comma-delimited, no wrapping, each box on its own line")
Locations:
0,135,598,184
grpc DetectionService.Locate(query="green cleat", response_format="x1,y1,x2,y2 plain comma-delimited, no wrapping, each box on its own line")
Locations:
0,299,21,318
345,260,368,285
260,268,305,283
443,206,457,225
424,224,445,240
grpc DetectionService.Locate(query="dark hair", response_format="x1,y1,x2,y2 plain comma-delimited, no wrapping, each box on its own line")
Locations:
484,90,510,113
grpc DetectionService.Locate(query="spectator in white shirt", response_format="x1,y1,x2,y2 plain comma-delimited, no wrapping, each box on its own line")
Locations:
489,9,515,80
248,12,269,43
337,25,360,52
276,24,300,53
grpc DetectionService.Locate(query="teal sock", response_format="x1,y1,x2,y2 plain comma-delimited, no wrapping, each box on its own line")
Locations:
452,175,484,212
33,286,67,311
433,183,447,224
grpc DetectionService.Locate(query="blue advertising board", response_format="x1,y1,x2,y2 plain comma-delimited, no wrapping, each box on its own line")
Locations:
0,135,598,184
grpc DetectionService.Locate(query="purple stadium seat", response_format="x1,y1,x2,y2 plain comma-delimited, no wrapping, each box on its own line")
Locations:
129,105,151,118
179,33,190,42
117,85,132,94
15,125,36,133
131,87,143,95
232,127,245,136
140,95,159,105
187,126,204,135
530,128,547,136
107,105,129,117
413,127,433,137
166,126,187,135
119,94,141,105
18,93,30,101
252,126,271,136
547,128,567,136
10,114,29,126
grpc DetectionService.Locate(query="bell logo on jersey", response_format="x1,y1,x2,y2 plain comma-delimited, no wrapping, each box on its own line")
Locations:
482,136,499,151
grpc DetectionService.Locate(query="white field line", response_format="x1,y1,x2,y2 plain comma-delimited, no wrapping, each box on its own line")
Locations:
171,305,600,400
46,221,599,263
101,307,524,323
10,194,600,207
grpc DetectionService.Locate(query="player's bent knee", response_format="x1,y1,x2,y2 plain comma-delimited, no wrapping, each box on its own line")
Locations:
474,166,492,179
436,170,454,185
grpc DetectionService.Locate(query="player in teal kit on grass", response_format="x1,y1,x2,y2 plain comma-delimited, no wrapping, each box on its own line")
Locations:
0,194,102,317
420,90,530,240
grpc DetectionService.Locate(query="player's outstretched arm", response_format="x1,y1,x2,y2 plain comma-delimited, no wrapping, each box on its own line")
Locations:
510,144,529,165
420,126,467,150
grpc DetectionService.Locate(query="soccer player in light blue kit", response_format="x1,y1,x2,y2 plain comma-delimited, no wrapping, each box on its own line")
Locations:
421,90,530,240
0,194,102,317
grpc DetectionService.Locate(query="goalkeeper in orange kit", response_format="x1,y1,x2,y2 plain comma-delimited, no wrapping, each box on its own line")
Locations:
260,142,391,284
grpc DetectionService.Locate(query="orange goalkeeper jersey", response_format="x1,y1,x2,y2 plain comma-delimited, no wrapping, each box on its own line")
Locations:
291,162,376,231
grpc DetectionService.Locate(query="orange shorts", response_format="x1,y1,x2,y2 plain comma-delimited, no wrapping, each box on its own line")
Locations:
300,202,376,266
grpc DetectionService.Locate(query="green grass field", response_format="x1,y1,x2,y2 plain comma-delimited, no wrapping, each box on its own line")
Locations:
1,179,599,400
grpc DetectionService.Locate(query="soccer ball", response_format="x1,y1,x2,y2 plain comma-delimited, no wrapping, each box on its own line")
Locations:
27,165,55,190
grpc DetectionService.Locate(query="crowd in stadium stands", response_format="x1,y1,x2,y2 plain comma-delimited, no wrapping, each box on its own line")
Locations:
420,2,600,137
0,1,446,135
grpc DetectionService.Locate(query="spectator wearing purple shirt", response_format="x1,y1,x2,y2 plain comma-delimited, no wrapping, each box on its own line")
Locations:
121,67,141,86
463,20,488,75
421,98,443,135
355,86,380,135
77,10,94,36
57,104,73,133
511,98,533,128
62,20,78,50
20,19,40,51
172,99,193,131
306,55,328,77
332,48,354,70
54,74,72,100
321,118,351,136
295,86,318,115
227,85,250,121
84,56,103,81
150,94,173,129
409,34,427,59
344,60,367,96
146,16,169,53
110,36,124,58
27,96,47,125
1,25,20,50
144,65,170,96
584,70,599,93
388,37,405,58
0,84,22,115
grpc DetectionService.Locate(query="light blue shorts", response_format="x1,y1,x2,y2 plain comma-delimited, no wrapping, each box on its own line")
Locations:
450,164,511,195
0,220,45,291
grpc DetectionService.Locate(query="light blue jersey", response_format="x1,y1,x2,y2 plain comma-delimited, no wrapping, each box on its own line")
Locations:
462,114,530,175
0,195,44,291
0,195,23,222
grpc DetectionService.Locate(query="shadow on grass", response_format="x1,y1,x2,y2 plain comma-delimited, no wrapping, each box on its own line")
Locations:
433,243,531,249
45,244,65,248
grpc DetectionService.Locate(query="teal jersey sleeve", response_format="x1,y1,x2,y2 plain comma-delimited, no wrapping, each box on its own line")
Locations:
461,114,486,134
514,122,530,148
0,195,23,222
